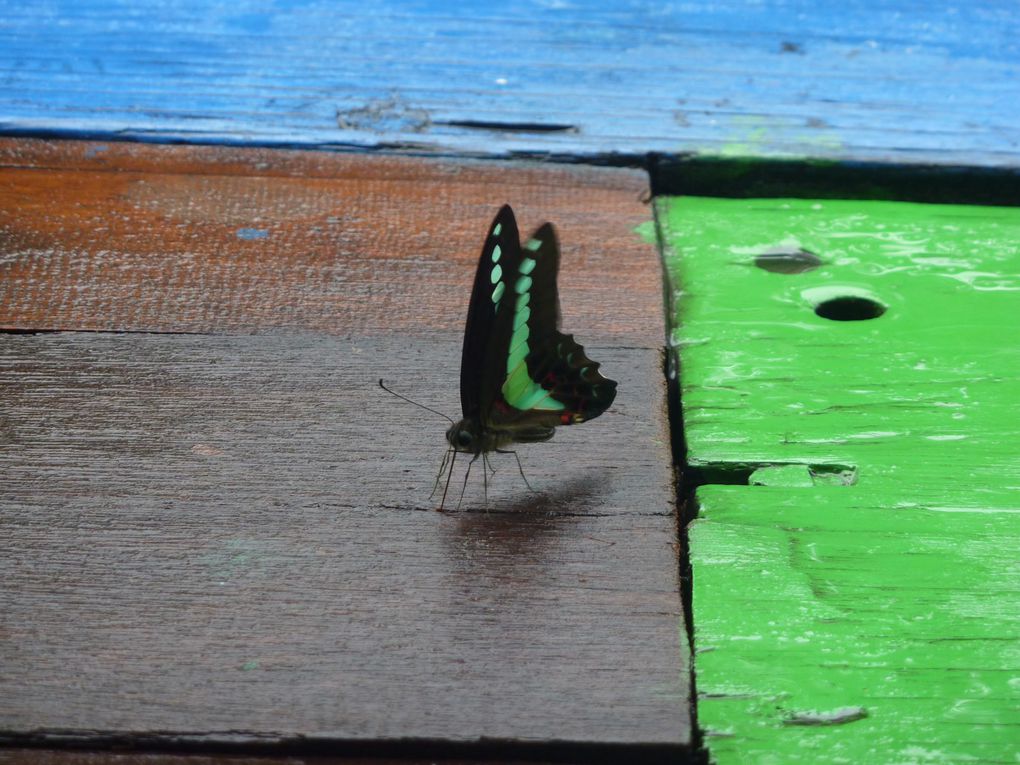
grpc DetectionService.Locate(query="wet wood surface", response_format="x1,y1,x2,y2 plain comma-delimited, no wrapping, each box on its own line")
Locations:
0,140,689,758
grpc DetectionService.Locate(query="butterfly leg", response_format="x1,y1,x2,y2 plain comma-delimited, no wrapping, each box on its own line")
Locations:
457,454,480,510
438,449,458,512
429,448,452,500
481,453,489,506
495,449,534,492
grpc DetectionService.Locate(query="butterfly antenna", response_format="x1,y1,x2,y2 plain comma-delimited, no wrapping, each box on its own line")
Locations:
439,449,457,511
378,379,455,425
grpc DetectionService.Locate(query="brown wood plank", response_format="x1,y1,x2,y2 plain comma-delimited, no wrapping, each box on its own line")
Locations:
0,140,687,755
0,749,578,765
0,139,657,344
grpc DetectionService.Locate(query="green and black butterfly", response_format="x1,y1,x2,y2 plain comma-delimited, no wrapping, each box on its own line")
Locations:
438,205,617,505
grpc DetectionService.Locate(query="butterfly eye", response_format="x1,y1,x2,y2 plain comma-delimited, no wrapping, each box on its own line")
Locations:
456,431,473,448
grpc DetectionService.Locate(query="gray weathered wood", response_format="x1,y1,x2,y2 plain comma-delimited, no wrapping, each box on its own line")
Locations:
0,332,687,748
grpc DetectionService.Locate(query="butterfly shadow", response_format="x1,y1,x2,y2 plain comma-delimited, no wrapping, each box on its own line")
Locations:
439,471,614,583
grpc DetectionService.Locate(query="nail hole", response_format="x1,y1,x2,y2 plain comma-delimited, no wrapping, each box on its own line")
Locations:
755,247,822,274
814,296,886,321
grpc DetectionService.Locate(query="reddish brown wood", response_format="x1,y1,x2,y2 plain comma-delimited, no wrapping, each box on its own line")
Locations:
0,139,686,757
0,139,658,344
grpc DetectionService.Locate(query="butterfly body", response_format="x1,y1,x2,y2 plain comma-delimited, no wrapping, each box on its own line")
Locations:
448,205,617,460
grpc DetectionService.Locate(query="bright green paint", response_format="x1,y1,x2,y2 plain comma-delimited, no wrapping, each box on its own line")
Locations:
659,196,1020,765
633,219,658,245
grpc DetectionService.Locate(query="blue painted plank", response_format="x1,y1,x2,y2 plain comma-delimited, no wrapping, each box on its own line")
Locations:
0,0,1017,166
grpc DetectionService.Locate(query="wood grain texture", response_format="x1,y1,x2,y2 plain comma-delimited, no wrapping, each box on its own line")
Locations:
0,1,1016,167
0,335,685,746
0,138,656,344
659,197,1020,763
0,143,687,754
0,751,579,765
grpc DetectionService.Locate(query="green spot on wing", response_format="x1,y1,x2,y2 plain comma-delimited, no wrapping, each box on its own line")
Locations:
526,238,542,251
519,257,537,274
493,223,502,236
515,275,533,294
516,292,529,311
513,306,531,331
491,244,501,263
516,385,562,410
490,263,502,284
507,339,528,371
509,324,529,352
504,361,532,402
491,281,505,303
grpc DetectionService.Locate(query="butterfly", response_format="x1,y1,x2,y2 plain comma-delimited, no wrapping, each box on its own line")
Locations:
438,205,617,505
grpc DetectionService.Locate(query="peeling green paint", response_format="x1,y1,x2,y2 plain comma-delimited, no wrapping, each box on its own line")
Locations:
633,219,657,245
659,196,1020,765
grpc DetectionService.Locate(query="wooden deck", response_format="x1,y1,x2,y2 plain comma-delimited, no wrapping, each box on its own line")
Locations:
0,140,689,761
2,1,1018,763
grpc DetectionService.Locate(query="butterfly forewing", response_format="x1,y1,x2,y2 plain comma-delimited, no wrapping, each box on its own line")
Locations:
460,205,524,421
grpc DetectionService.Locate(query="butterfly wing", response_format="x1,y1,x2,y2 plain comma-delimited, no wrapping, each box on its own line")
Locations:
484,220,617,434
460,205,524,422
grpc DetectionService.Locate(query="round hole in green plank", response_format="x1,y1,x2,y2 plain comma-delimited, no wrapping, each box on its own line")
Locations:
815,296,886,321
754,247,821,274
802,285,887,322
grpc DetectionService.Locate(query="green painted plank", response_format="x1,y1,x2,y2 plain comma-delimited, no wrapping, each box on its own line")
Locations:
658,197,1020,764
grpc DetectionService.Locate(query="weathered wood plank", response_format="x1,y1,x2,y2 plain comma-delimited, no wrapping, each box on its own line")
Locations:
0,138,656,344
0,1,1016,167
0,142,687,754
0,751,578,765
659,196,1020,763
0,333,687,748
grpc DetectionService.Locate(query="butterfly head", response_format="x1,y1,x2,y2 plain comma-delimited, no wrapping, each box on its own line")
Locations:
446,418,484,454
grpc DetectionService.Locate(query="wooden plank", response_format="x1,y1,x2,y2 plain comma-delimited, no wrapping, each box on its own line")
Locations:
0,751,575,765
0,334,685,748
0,1,1017,167
0,141,689,755
658,196,1020,763
0,138,656,343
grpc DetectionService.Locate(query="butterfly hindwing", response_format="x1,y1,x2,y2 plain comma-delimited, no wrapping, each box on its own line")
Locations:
485,219,617,432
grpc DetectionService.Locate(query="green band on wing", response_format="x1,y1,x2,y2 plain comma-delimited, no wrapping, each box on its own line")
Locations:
500,255,565,412
513,306,531,331
504,361,564,411
491,281,505,304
